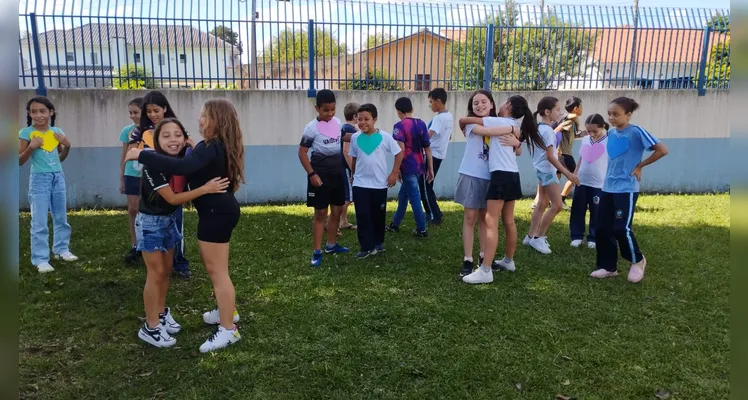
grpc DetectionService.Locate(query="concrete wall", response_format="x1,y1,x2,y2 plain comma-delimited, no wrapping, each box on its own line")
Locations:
18,89,729,208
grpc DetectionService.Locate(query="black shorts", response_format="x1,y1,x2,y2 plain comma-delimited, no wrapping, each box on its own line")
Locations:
124,176,141,196
486,170,523,201
558,154,577,175
307,172,346,210
196,202,240,243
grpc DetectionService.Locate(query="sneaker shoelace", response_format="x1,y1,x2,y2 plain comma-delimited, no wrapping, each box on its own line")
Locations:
207,327,221,343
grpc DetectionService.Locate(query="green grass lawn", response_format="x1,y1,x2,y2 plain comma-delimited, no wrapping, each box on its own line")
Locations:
19,194,729,400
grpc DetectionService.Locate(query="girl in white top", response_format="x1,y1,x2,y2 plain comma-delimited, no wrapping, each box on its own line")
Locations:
569,114,609,249
459,95,536,284
456,89,519,279
525,97,580,255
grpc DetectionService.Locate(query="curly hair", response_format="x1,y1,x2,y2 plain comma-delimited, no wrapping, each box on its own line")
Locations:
202,98,245,192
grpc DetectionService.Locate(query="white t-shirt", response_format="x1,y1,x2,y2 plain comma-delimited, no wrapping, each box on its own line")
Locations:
349,130,402,189
577,134,609,189
428,111,453,159
482,117,520,173
532,123,558,174
458,124,490,180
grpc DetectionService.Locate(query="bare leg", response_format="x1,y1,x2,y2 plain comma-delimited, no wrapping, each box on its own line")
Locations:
127,195,139,246
462,208,479,258
312,208,328,250
199,241,235,329
538,183,564,237
478,208,488,255
528,185,549,237
502,201,517,259
482,199,504,268
327,205,343,246
143,251,168,328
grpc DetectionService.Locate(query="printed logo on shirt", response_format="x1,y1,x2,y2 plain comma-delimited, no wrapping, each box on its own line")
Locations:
615,209,624,219
308,192,316,198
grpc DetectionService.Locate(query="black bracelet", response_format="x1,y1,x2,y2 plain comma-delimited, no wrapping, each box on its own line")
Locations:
308,171,317,178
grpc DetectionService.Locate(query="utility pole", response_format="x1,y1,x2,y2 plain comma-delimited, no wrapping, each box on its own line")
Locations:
249,0,258,89
628,0,639,88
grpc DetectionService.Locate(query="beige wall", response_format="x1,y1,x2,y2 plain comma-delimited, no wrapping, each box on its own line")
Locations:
19,89,729,148
363,34,452,91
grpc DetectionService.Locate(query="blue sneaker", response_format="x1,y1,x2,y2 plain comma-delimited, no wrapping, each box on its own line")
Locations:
311,250,323,267
374,244,385,254
324,243,350,254
354,250,373,259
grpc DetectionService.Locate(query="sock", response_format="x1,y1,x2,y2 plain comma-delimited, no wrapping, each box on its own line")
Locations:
480,265,491,273
503,256,512,263
325,243,336,249
464,257,473,262
314,249,322,254
479,251,485,259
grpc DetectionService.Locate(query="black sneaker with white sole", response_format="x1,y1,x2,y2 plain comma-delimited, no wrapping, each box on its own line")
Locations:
460,260,475,277
412,229,428,238
385,224,400,233
138,323,177,348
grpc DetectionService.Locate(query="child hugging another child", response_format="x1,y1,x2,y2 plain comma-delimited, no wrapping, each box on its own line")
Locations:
19,97,78,273
523,97,580,255
349,104,403,259
133,118,229,348
569,114,609,249
591,97,668,283
298,89,351,267
385,97,433,237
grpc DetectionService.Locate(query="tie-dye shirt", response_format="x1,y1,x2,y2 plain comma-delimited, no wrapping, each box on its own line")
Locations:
392,117,431,175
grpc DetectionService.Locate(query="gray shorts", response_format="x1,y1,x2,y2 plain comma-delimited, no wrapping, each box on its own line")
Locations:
455,173,490,209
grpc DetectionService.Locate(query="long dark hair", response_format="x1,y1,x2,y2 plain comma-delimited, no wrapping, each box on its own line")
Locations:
506,95,542,153
26,96,56,127
139,91,177,131
585,113,610,130
152,118,190,157
533,96,559,123
467,89,497,117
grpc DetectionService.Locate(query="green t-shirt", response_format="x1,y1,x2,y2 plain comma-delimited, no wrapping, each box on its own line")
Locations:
119,124,141,177
19,126,64,174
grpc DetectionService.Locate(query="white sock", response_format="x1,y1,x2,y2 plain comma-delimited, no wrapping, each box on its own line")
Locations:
480,265,491,273
464,256,473,262
479,251,485,259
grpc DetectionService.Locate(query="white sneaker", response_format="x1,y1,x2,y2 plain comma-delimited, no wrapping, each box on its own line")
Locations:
522,235,532,245
462,267,494,284
159,307,181,335
587,241,596,249
138,323,176,348
36,262,55,273
570,239,583,248
199,325,241,353
493,259,516,272
54,251,78,262
202,308,240,325
529,237,552,254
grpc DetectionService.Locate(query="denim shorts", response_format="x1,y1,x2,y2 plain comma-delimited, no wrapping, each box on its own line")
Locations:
135,212,182,253
536,170,560,187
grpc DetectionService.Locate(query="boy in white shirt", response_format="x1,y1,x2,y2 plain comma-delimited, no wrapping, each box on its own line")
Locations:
420,88,452,225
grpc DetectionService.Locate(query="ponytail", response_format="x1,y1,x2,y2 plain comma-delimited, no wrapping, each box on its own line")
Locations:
610,97,639,114
585,113,609,131
507,95,543,154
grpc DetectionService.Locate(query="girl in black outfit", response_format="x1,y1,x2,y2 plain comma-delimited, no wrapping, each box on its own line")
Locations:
127,98,245,353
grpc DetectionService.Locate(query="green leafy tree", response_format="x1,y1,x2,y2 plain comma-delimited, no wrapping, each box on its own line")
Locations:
344,68,401,91
449,0,596,90
365,33,395,49
114,64,155,89
262,28,347,62
210,25,239,45
698,13,730,88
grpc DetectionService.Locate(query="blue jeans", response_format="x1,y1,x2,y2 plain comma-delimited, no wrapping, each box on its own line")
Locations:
173,205,189,271
392,173,427,232
28,172,71,265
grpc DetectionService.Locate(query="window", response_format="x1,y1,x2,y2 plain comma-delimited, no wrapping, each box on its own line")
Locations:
179,54,186,64
158,54,167,66
415,74,431,91
90,52,98,65
133,53,141,63
66,52,74,63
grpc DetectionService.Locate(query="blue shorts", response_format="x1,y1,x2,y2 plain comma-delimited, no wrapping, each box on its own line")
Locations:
536,170,560,187
135,212,182,253
124,175,141,196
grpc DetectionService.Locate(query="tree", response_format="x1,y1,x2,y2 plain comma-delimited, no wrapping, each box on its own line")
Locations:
210,25,239,46
365,33,395,49
262,28,347,62
114,64,155,89
344,68,401,91
698,13,730,88
449,0,596,90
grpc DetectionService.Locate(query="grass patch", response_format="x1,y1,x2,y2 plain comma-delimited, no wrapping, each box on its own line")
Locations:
19,194,729,399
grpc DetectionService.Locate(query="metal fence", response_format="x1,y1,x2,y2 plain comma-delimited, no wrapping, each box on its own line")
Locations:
19,0,730,95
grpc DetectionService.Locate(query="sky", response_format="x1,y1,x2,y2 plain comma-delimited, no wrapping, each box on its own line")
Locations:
19,0,730,64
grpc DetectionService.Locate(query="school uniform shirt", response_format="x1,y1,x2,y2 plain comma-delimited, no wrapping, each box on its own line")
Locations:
458,124,490,180
139,165,177,216
340,123,358,172
603,124,660,193
482,117,521,173
300,117,344,175
118,124,141,177
392,117,431,175
349,130,402,189
428,111,453,160
532,123,558,174
577,134,609,189
19,126,65,174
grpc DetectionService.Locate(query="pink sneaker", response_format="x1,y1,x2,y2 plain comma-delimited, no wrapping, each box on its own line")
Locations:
590,268,618,279
628,257,647,283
